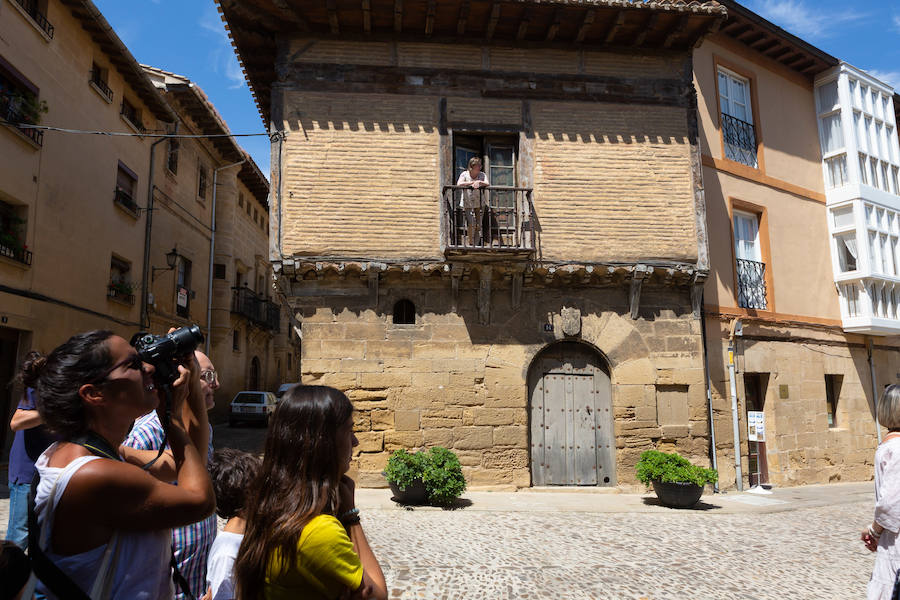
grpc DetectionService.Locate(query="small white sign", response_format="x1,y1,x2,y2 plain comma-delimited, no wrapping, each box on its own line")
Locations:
177,287,188,308
748,410,766,442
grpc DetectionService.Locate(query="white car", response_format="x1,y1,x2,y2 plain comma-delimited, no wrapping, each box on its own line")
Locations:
275,383,297,399
229,391,278,427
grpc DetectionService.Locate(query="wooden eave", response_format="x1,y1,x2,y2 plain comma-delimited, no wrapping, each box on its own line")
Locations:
716,0,838,80
214,0,728,125
58,0,174,122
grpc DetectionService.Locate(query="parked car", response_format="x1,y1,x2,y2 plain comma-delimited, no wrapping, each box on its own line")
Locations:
276,383,297,399
229,391,278,427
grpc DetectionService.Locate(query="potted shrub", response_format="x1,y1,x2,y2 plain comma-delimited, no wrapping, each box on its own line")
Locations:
635,449,718,509
383,447,466,506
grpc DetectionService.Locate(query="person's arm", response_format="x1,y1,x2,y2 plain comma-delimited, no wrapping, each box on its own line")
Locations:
179,352,210,467
348,524,387,600
9,409,42,432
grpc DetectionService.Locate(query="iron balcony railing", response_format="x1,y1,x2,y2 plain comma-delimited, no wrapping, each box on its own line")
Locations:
13,0,54,38
736,258,767,310
90,70,113,102
232,287,280,332
114,188,138,214
442,185,536,252
721,112,758,168
120,102,145,133
0,241,33,266
107,283,135,305
1,94,44,146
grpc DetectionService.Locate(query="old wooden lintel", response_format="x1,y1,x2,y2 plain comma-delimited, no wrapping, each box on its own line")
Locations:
691,272,707,319
629,264,649,320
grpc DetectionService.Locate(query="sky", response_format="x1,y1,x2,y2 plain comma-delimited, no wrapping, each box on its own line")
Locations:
92,0,900,180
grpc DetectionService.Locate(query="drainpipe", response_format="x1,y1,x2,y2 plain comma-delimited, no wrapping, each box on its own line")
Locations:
206,159,246,354
868,337,882,443
140,125,176,329
700,298,719,493
727,318,743,492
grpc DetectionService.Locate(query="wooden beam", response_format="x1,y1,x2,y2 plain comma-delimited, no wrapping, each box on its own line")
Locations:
362,0,371,34
327,0,339,34
456,0,469,35
662,14,689,48
793,59,815,72
485,3,501,40
737,27,762,42
767,46,792,60
629,265,648,320
394,0,403,33
575,8,597,43
633,12,661,46
545,8,562,42
601,10,623,45
517,6,533,41
270,0,309,30
752,38,779,52
722,22,751,36
425,0,436,35
781,53,807,67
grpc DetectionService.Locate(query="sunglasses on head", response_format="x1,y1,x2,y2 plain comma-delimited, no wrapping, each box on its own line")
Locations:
91,353,145,384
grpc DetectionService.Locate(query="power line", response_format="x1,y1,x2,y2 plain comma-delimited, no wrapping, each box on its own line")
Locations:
0,120,271,139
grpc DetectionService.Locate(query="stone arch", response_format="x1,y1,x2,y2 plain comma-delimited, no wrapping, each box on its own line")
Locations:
527,341,615,487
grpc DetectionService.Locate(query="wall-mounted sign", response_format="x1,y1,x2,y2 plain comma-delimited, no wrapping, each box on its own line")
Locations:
748,410,766,442
177,287,188,308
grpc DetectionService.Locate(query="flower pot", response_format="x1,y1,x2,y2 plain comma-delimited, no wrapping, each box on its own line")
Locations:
387,478,428,505
651,480,703,509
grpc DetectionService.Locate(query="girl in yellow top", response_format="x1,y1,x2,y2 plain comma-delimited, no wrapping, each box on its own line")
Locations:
234,386,387,600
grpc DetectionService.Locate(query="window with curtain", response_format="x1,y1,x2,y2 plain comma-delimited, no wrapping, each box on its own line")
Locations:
836,234,858,272
820,113,844,155
718,68,758,167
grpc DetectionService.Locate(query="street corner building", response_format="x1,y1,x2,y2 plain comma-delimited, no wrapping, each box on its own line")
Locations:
217,0,900,491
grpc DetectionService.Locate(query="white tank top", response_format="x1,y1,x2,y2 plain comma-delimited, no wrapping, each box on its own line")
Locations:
33,443,175,599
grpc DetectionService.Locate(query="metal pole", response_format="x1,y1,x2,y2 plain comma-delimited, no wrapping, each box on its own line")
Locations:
869,337,882,443
206,159,245,355
140,128,175,330
727,335,743,492
700,298,719,492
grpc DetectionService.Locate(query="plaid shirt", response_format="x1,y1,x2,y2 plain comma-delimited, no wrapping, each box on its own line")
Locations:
124,412,217,600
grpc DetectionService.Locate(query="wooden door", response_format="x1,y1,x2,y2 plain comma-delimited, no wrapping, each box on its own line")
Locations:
529,343,614,486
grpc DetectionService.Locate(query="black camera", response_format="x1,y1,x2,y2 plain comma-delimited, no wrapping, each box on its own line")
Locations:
132,324,204,386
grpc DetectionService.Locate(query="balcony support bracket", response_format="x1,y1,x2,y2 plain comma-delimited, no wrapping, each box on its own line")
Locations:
478,266,492,325
691,271,707,319
367,269,379,306
511,269,523,310
451,270,461,313
629,264,649,320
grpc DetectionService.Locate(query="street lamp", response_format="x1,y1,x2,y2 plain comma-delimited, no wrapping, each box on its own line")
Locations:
151,247,179,281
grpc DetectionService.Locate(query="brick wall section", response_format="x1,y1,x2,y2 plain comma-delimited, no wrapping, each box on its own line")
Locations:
531,101,698,263
281,92,440,258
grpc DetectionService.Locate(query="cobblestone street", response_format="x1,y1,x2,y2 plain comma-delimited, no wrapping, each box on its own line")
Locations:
360,497,872,599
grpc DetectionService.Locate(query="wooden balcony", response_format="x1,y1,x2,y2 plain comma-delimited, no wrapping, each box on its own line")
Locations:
442,185,536,258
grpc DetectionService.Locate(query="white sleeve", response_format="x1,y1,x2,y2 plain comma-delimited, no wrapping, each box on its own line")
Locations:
875,446,900,533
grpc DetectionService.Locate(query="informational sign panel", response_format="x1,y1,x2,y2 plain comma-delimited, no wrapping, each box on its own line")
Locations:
748,410,766,442
177,287,188,308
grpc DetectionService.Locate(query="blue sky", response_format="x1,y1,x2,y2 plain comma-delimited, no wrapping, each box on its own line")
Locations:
93,0,900,180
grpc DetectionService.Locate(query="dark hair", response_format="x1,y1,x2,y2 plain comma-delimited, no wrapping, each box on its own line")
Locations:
22,330,114,439
209,449,261,519
0,541,30,600
234,386,354,599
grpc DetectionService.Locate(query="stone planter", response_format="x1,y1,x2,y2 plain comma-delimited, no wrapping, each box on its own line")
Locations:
651,480,703,509
387,478,428,505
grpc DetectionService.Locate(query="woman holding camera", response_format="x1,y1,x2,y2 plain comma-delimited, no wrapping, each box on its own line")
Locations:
24,330,214,598
234,385,386,600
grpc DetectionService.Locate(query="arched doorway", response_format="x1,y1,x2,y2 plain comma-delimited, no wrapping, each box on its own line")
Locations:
249,356,261,390
528,342,614,486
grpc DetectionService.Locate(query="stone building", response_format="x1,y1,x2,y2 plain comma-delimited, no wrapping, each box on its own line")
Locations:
698,2,900,489
219,0,727,488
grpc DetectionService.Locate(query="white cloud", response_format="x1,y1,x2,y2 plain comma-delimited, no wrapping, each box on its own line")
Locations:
749,0,865,40
894,15,900,33
866,69,900,91
198,6,245,89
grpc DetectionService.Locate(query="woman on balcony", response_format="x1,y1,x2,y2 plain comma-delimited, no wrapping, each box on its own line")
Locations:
456,156,489,247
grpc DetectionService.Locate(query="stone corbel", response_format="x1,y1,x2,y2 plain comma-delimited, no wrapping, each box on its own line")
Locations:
629,264,649,320
511,269,523,310
478,266,492,325
367,269,379,306
691,271,708,318
451,270,461,313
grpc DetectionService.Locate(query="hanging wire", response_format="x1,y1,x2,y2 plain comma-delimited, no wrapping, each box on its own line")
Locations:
0,120,270,138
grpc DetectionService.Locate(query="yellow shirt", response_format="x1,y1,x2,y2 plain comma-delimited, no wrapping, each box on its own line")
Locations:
264,515,363,600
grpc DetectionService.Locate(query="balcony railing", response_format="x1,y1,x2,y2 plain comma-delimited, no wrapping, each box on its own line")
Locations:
114,188,139,214
120,102,144,133
107,283,135,305
90,71,113,102
232,287,280,332
1,94,44,146
442,185,535,253
736,258,767,310
13,0,54,38
722,113,758,168
0,242,32,265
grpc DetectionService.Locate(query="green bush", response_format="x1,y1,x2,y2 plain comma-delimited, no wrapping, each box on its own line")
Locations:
635,450,718,487
384,447,466,506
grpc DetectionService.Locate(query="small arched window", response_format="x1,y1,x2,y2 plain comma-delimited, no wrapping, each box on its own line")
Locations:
393,299,416,324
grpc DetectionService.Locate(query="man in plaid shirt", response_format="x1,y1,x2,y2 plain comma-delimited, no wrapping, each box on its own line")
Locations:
124,350,219,600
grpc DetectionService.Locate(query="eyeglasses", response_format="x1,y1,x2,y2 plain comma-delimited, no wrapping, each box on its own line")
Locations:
91,353,144,384
200,370,218,385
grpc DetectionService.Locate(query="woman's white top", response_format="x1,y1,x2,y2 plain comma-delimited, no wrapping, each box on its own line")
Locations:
868,436,900,599
206,531,243,600
33,443,174,599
